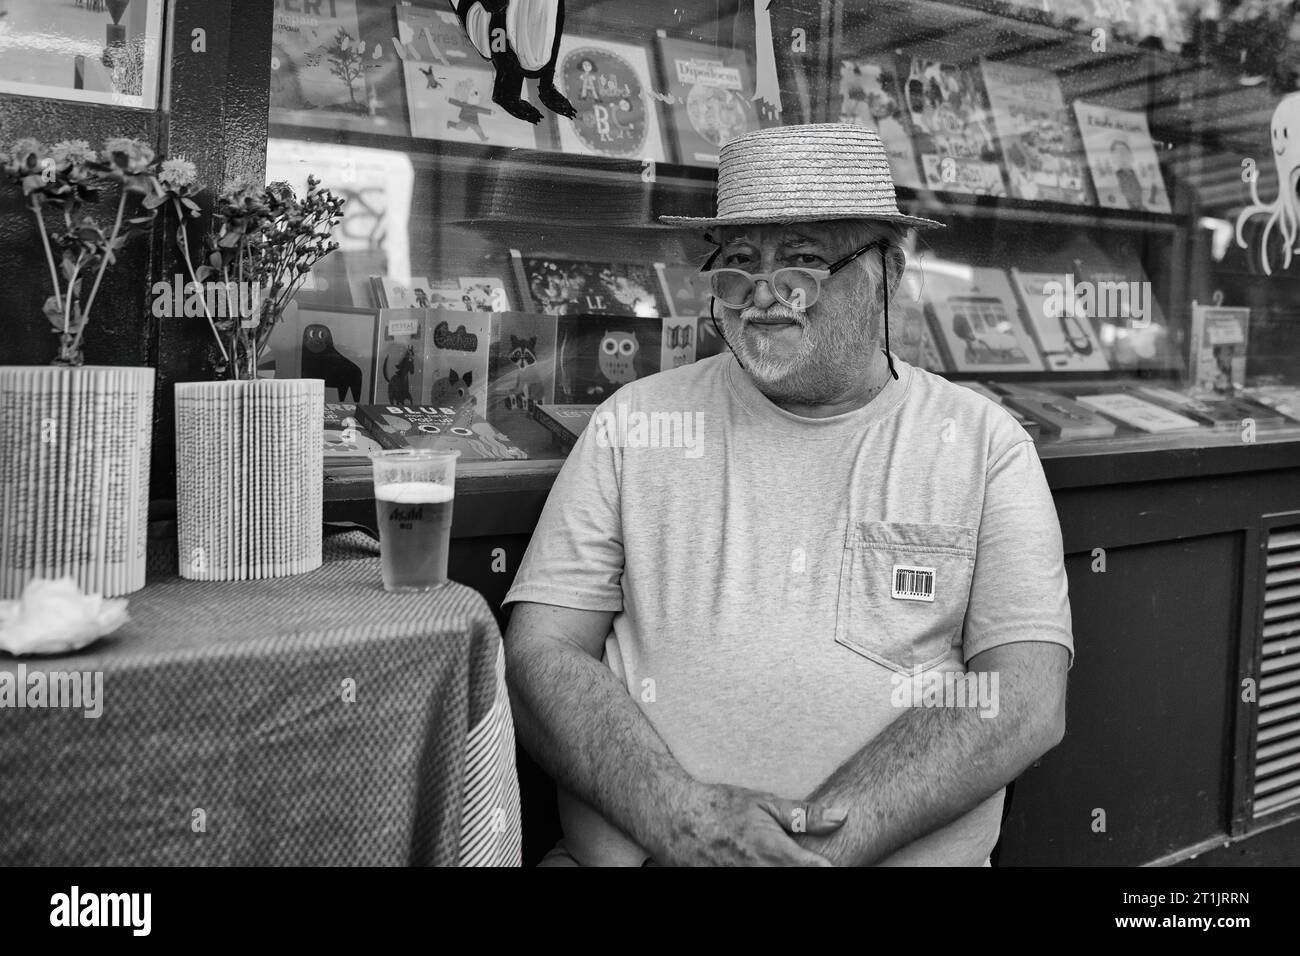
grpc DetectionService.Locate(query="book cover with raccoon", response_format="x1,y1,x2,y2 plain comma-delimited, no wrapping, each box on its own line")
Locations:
486,312,560,457
424,311,492,420
554,314,662,405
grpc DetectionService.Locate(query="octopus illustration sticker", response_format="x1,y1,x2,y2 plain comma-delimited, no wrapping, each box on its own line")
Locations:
1235,92,1300,275
553,34,667,162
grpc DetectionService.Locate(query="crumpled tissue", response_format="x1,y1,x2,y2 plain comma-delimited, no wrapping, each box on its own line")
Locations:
0,577,129,656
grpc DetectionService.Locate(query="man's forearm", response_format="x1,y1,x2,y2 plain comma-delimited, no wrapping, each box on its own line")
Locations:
794,663,1063,866
506,638,697,856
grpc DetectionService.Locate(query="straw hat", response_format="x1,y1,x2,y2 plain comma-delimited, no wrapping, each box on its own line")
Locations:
659,123,943,231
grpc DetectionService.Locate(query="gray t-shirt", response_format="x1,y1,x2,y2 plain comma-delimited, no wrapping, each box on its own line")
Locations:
505,354,1074,865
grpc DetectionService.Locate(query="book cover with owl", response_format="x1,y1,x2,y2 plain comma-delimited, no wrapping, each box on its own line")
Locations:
654,33,759,168
552,33,668,162
832,54,923,189
903,56,1006,196
513,251,670,317
554,315,663,405
374,308,427,406
298,306,378,403
424,311,492,420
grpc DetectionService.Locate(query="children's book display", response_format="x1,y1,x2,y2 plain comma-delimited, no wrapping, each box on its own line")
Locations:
394,2,543,148
354,404,528,460
1072,100,1172,213
271,0,391,132
322,402,386,476
1074,392,1201,433
654,33,760,167
922,263,1044,373
833,54,923,188
487,312,561,456
373,308,426,406
1009,269,1110,372
952,380,1042,441
552,33,668,162
903,57,1005,196
297,306,378,404
980,61,1091,205
531,404,598,454
555,314,663,404
513,251,671,316
995,383,1118,440
1188,302,1250,394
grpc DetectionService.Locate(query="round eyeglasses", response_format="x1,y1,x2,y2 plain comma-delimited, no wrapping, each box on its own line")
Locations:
702,239,886,311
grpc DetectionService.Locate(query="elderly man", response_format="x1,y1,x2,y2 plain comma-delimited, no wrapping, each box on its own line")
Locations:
503,123,1073,866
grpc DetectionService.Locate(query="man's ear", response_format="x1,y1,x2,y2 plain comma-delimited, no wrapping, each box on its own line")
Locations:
884,245,907,299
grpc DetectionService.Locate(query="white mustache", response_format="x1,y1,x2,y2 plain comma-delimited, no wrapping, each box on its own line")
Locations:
740,305,806,325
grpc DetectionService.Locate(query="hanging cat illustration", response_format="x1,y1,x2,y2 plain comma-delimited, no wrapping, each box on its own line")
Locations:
505,334,540,410
383,345,416,406
447,0,576,124
301,323,362,402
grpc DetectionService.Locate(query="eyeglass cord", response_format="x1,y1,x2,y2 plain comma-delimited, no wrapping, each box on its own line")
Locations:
706,246,898,381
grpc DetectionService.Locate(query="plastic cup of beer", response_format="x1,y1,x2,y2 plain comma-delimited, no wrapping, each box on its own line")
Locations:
370,449,460,592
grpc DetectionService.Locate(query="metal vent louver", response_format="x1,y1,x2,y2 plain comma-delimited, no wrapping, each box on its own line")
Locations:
1254,527,1300,818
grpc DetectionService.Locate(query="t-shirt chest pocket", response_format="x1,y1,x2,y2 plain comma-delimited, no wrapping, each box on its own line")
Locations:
834,521,977,675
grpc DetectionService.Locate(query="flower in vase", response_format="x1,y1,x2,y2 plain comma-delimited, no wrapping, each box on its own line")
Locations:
51,140,97,168
159,157,198,190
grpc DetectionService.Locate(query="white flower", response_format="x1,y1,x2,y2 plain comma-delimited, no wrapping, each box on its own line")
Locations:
159,157,198,189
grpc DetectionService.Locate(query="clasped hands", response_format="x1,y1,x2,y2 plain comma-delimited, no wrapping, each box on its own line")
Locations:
640,781,848,867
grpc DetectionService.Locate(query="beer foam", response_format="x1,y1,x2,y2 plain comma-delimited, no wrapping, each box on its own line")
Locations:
374,481,454,504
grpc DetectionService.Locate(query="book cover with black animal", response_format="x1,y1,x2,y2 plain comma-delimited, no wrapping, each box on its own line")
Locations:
354,403,529,461
298,306,377,403
554,314,662,405
373,308,426,406
424,311,492,420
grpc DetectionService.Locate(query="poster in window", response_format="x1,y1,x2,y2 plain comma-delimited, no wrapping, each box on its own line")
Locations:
0,0,164,108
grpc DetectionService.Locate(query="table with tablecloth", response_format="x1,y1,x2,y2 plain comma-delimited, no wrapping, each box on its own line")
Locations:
0,531,522,866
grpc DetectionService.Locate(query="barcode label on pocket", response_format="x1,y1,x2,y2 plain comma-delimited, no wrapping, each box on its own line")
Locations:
891,565,935,602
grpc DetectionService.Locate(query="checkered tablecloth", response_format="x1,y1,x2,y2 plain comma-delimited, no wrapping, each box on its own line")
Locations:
0,531,521,867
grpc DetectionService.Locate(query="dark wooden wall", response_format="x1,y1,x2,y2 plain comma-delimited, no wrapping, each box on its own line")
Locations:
0,0,275,502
